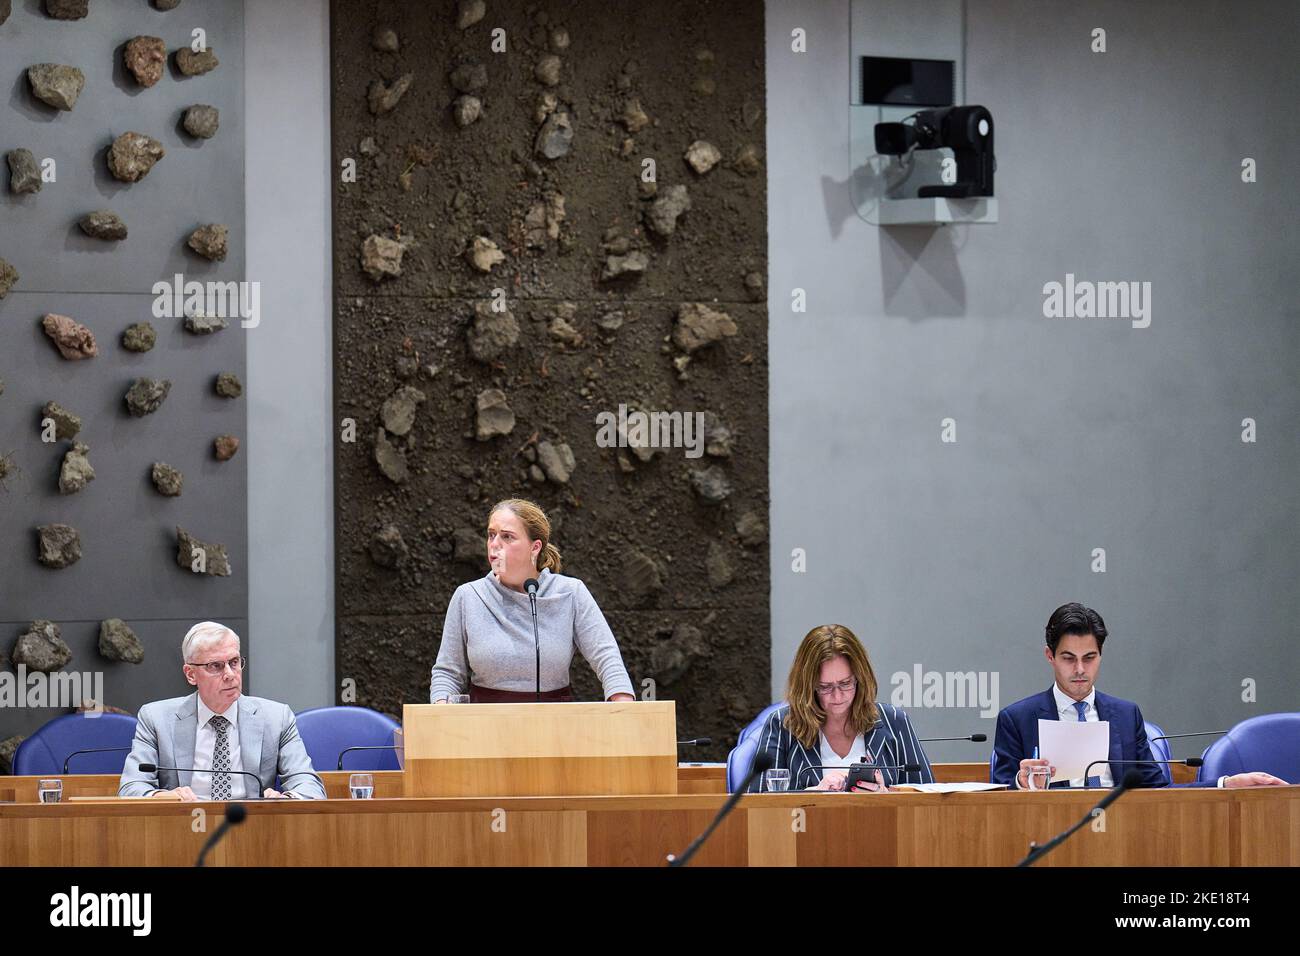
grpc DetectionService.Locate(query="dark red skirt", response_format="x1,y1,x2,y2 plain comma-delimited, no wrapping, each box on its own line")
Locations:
468,682,575,703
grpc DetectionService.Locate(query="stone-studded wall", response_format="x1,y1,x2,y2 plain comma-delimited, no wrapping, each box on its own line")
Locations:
0,0,246,769
332,0,769,757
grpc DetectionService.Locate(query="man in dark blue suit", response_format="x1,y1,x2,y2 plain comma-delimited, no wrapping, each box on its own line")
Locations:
992,603,1287,790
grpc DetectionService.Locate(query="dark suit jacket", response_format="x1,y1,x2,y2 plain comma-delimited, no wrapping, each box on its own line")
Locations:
746,703,935,792
992,687,1209,788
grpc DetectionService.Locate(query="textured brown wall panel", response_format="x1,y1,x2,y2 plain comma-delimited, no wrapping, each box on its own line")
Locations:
332,0,769,759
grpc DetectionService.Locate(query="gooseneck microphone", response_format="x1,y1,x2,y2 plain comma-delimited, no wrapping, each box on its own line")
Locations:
1149,730,1226,745
668,750,774,867
1017,770,1142,867
63,746,132,774
919,734,987,743
139,763,264,799
677,738,713,747
195,802,246,867
1082,757,1203,787
337,745,401,770
524,577,540,703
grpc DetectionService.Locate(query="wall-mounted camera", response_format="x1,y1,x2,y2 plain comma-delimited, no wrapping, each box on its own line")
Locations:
874,105,995,198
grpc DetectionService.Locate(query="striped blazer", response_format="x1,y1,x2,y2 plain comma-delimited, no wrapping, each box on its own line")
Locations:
746,703,935,792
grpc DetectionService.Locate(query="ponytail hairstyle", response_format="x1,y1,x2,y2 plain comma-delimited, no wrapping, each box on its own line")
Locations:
489,498,563,573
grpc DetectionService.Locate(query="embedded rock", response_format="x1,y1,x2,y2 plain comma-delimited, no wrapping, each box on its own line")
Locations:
374,429,408,483
536,441,575,484
41,401,81,440
58,441,95,494
37,524,82,568
673,303,736,352
360,234,405,281
183,104,219,138
27,64,85,111
381,386,425,437
457,0,485,29
99,619,144,664
44,0,87,18
534,111,573,160
184,312,227,334
124,36,167,88
187,223,228,261
644,184,691,237
107,132,165,182
213,435,239,460
13,620,72,673
368,72,413,114
466,236,505,273
370,525,409,569
467,302,519,363
474,388,514,440
8,149,41,194
176,527,231,576
122,321,156,352
690,465,733,504
215,372,242,398
124,377,171,416
684,140,722,175
43,313,98,360
79,210,128,240
175,47,219,76
151,462,183,496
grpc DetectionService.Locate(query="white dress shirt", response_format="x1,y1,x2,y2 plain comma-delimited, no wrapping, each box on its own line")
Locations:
193,696,246,799
818,730,869,769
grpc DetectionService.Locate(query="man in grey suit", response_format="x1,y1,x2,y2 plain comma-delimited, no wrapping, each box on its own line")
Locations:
119,621,326,800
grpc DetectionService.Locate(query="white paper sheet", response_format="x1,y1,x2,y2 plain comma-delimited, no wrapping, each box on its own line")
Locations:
893,782,1009,793
1038,718,1110,783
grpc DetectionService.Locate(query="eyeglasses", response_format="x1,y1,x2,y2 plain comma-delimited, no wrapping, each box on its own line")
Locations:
816,677,857,696
187,656,245,676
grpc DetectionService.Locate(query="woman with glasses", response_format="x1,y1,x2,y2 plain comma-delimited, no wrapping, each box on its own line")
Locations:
747,624,934,791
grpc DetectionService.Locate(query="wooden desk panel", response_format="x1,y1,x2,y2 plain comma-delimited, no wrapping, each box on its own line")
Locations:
1,787,1294,867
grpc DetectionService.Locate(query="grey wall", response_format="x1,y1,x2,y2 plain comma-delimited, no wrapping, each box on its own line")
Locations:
243,0,333,710
1,0,247,741
766,0,1300,763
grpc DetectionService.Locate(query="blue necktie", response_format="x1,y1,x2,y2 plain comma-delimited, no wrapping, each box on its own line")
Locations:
1073,701,1102,786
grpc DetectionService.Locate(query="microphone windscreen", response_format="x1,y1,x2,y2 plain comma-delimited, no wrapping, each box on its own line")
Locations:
1121,770,1143,789
970,733,988,743
226,802,247,824
694,737,712,746
524,577,539,594
139,763,157,773
1186,756,1204,767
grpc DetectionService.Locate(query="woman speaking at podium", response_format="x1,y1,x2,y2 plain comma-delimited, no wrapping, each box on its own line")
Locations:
747,624,935,791
429,498,636,704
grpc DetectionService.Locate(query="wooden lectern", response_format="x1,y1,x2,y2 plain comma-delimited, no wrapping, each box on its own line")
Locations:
401,701,677,797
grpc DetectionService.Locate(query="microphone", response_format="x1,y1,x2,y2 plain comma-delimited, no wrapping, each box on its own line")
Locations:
524,577,540,703
668,750,773,867
139,763,265,799
1082,757,1203,786
195,802,247,867
1149,730,1226,744
677,738,713,747
919,734,987,743
63,746,132,774
1017,770,1141,867
337,745,400,771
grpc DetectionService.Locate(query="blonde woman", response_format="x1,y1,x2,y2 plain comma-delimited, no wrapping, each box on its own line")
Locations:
430,498,635,703
747,624,934,791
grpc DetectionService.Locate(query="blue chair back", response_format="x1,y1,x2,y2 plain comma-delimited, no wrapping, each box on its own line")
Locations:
1145,721,1171,784
12,713,139,775
1198,713,1300,783
738,701,785,745
295,706,401,771
727,734,761,793
726,701,786,792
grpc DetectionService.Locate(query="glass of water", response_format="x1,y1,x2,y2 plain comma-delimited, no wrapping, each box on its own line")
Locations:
763,769,791,792
38,779,62,803
450,694,471,704
349,773,374,799
1028,766,1052,791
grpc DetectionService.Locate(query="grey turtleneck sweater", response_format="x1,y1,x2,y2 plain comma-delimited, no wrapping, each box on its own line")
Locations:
429,569,635,701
